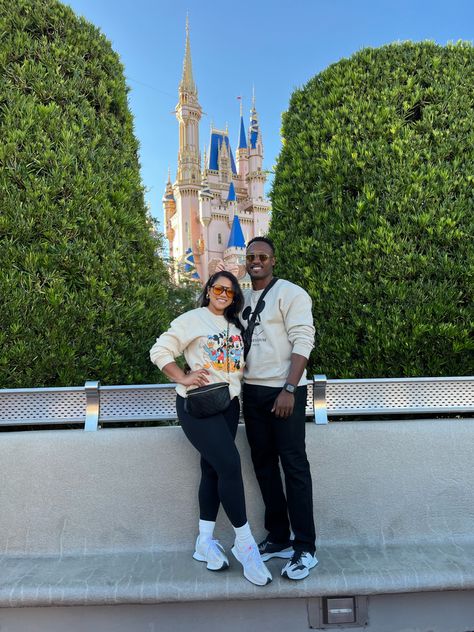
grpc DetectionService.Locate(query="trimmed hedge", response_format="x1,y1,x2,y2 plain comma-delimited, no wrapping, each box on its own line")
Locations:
270,41,474,378
0,0,186,387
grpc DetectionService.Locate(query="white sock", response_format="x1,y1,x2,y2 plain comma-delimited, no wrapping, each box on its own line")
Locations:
233,522,255,550
198,519,215,541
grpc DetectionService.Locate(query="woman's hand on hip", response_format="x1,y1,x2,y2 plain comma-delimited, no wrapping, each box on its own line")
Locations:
178,369,210,388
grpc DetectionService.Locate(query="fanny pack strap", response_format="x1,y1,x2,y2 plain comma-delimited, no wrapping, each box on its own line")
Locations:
226,321,230,382
243,277,278,359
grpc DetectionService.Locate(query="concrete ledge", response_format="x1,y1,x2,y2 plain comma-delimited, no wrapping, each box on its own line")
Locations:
2,541,474,607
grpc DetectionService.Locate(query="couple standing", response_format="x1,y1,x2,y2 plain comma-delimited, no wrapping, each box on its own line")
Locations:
150,237,316,586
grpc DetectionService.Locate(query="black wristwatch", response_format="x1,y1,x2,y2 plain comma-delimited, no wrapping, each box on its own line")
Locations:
283,382,296,394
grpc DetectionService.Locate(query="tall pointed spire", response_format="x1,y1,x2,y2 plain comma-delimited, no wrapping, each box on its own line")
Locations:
180,15,197,95
249,88,260,150
175,15,201,184
238,104,247,150
236,97,248,182
163,167,174,200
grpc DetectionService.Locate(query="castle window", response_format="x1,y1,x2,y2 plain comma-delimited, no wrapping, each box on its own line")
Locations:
218,233,222,245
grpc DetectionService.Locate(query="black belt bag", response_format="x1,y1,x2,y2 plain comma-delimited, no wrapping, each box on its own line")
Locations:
184,322,231,419
184,381,231,418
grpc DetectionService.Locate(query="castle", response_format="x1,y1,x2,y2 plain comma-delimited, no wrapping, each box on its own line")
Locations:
163,19,271,284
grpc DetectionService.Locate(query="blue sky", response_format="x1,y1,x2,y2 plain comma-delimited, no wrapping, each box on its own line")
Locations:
64,0,473,232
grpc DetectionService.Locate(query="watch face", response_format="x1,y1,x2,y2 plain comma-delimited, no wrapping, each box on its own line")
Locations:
284,383,296,393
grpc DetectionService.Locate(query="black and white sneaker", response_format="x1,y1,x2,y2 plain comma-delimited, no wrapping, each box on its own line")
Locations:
258,537,294,562
281,551,318,580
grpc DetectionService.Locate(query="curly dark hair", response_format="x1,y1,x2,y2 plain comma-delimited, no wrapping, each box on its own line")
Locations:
198,271,244,333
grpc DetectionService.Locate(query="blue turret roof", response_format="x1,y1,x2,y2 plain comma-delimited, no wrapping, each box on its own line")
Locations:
227,181,236,202
227,215,246,249
238,116,247,149
208,132,237,174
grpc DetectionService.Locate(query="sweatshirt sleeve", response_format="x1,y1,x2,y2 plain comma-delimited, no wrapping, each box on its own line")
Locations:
149,312,195,370
281,288,315,359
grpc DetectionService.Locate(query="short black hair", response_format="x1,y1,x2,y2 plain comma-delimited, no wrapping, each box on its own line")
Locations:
246,236,275,255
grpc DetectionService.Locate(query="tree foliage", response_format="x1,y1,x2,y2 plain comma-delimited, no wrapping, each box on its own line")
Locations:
0,0,188,387
271,42,473,378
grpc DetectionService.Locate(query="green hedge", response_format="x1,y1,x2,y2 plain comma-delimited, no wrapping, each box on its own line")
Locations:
270,41,473,378
0,0,186,387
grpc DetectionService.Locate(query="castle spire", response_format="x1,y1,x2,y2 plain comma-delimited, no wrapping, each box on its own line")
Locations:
238,108,247,150
249,89,260,150
175,16,201,184
236,97,248,179
247,88,265,201
180,15,196,95
163,167,174,199
227,214,245,248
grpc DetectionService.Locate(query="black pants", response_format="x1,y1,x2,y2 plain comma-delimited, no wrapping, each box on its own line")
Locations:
176,395,247,528
243,384,316,554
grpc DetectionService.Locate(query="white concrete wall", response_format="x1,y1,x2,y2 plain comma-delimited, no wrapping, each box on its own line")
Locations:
1,419,473,557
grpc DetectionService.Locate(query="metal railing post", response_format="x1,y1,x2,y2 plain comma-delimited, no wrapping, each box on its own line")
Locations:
313,374,328,424
84,380,100,431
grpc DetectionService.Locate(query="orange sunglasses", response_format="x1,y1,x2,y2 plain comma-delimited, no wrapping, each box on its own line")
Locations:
211,284,235,299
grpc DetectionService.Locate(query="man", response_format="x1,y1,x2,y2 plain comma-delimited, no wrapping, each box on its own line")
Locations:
241,236,317,580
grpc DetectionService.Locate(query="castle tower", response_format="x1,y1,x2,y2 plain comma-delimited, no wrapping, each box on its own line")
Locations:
236,101,248,181
162,169,176,257
246,91,270,241
164,20,271,284
173,17,203,277
247,90,265,201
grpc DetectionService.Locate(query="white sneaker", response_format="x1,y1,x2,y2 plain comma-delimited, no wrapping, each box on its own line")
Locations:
231,542,272,586
193,536,229,571
281,551,318,580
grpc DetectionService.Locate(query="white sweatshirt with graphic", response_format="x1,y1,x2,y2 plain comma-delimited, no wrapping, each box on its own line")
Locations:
242,279,315,387
149,307,244,399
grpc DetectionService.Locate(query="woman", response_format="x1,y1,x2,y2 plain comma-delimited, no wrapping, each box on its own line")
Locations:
150,271,272,586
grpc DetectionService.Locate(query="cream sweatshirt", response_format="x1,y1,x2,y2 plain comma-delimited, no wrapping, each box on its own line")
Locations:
149,307,244,399
242,279,315,387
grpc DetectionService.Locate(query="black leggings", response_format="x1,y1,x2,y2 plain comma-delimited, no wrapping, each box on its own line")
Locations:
176,395,247,528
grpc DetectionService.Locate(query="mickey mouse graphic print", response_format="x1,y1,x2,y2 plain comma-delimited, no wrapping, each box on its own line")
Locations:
203,330,244,372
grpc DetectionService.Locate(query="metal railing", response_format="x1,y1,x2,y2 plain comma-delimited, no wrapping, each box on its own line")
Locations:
0,375,473,431
313,374,474,424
